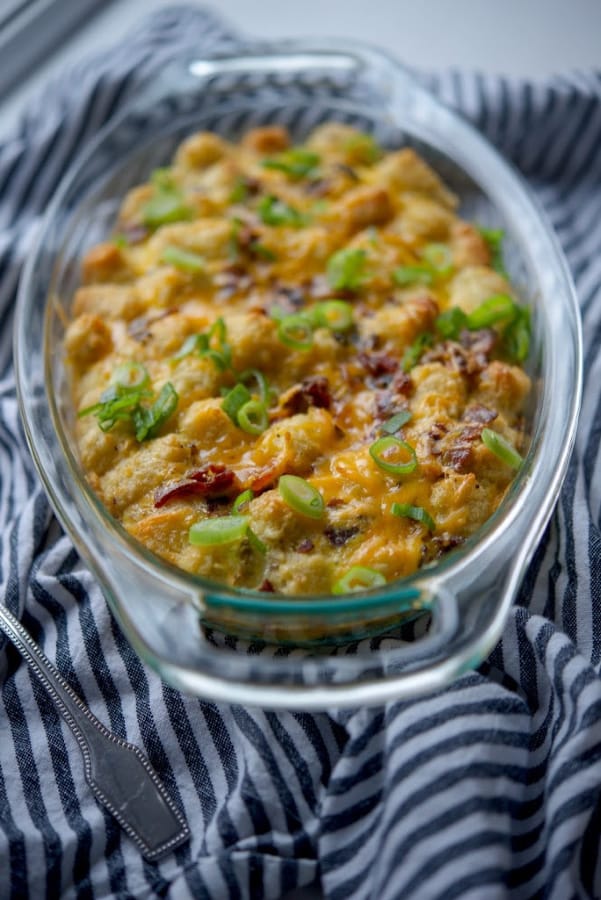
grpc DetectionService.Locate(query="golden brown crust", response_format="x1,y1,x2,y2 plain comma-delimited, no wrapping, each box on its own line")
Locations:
66,125,531,594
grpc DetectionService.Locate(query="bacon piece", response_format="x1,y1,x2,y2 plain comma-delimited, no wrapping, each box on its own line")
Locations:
358,351,398,378
324,525,359,547
463,404,497,425
259,579,276,593
280,377,332,416
442,424,484,472
154,465,237,508
296,539,314,554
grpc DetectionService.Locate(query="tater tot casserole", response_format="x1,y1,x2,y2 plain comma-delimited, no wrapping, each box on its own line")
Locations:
65,123,532,597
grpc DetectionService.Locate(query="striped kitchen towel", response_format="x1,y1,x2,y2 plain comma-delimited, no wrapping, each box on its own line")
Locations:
1,6,600,898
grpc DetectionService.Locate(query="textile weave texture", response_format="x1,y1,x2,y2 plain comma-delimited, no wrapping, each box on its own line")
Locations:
1,6,600,899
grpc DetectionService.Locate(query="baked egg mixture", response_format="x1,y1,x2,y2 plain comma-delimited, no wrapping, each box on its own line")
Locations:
65,123,531,596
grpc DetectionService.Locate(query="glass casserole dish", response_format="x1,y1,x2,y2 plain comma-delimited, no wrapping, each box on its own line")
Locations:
15,41,581,709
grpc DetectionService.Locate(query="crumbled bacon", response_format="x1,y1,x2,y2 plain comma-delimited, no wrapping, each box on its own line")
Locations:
459,328,497,373
442,424,485,472
358,351,398,378
154,465,237,507
324,525,359,547
463,404,497,425
117,223,149,245
296,539,314,554
281,377,332,416
259,579,275,593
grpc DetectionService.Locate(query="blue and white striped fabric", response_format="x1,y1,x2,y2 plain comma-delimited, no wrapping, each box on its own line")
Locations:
1,6,600,898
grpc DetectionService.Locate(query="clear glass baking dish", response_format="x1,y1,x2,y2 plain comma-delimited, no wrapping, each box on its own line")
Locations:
15,41,581,709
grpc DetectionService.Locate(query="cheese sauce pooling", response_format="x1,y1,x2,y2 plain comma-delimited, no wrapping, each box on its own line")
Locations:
65,124,531,595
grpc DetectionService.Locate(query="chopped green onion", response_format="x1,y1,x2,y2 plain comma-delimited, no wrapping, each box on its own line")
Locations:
172,318,231,370
112,233,129,248
237,399,269,435
326,247,367,291
402,332,433,372
381,410,412,434
250,241,277,261
229,177,249,203
481,428,523,470
466,294,516,329
79,376,177,442
502,306,531,362
369,436,418,476
171,333,209,362
393,265,433,286
436,307,468,339
332,566,386,595
421,242,453,276
222,383,252,423
110,361,149,390
310,300,354,332
391,502,435,532
262,148,320,179
189,515,249,547
78,385,149,431
232,489,254,514
278,474,324,519
257,195,307,227
247,527,267,554
269,306,287,322
343,133,382,164
277,314,314,350
478,227,506,275
142,175,191,228
132,382,178,442
239,369,269,403
161,245,206,273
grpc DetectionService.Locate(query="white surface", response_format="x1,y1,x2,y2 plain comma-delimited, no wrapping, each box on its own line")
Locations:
1,0,601,135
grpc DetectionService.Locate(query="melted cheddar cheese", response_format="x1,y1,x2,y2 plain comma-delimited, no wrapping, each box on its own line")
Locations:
65,124,531,595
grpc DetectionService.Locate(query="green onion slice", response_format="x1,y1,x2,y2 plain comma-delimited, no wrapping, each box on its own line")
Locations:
369,436,418,476
247,527,267,554
393,265,433,286
142,175,191,228
257,195,307,227
481,428,523,470
402,333,433,372
262,148,320,179
189,515,250,547
502,306,531,362
110,361,149,390
278,475,324,519
310,300,354,332
466,294,516,329
478,227,506,275
277,314,314,350
132,382,178,442
161,245,205,273
222,383,252,423
435,307,468,339
343,133,382,164
229,177,249,204
172,333,208,362
421,242,453,276
381,410,412,434
250,241,277,261
332,566,386,595
237,399,269,435
239,368,270,403
232,489,254,514
391,502,436,532
326,247,367,291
